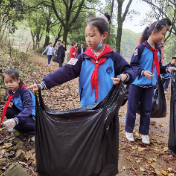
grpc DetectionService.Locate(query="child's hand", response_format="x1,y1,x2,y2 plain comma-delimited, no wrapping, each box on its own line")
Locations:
8,102,13,108
167,67,175,73
111,77,120,85
42,53,44,55
27,84,43,93
3,119,16,129
144,71,154,79
111,74,127,85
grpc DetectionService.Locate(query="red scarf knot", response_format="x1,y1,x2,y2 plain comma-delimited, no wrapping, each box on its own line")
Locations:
148,47,160,77
90,57,107,103
142,42,160,77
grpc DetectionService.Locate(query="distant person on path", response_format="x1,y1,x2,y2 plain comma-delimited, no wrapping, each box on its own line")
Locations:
136,18,172,65
125,20,174,145
1,68,35,136
55,40,61,51
69,42,77,60
56,41,67,67
78,43,86,55
161,57,176,93
42,42,55,66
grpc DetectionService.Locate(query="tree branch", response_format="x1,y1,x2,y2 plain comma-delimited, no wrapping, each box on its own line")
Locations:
123,0,132,22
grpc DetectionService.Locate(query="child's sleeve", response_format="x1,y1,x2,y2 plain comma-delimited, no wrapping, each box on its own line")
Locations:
130,45,146,76
41,54,84,89
112,52,136,84
13,89,33,125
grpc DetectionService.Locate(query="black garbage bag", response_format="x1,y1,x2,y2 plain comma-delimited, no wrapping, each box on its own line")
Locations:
53,55,59,63
137,75,166,118
168,70,176,157
35,82,126,176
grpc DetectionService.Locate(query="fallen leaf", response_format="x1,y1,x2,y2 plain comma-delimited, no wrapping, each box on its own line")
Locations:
140,167,145,172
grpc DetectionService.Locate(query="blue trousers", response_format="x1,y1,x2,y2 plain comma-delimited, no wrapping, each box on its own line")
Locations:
125,84,154,135
6,105,35,134
47,55,52,65
162,78,170,91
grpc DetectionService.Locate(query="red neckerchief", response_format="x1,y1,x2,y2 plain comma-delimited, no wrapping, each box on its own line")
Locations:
0,84,26,125
142,42,160,77
84,45,113,103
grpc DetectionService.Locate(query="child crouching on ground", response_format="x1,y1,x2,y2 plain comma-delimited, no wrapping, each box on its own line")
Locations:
1,68,35,138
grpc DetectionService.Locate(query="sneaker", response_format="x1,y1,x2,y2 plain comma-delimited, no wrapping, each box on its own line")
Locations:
31,136,35,142
125,132,135,142
164,90,167,93
141,135,150,144
53,62,55,65
48,64,50,66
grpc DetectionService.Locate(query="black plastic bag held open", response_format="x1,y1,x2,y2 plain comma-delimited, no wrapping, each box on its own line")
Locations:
168,70,176,157
35,82,126,176
137,76,166,118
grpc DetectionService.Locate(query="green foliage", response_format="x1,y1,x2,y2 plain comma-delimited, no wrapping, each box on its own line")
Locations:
121,29,141,58
164,34,176,63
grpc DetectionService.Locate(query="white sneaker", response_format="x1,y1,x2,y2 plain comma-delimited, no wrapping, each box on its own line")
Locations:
125,132,135,142
53,62,55,65
141,135,150,144
164,90,167,93
31,136,35,142
48,64,50,66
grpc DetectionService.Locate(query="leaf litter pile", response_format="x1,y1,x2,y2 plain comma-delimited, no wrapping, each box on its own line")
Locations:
0,53,176,175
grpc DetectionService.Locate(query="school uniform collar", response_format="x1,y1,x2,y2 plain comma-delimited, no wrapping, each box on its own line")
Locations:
84,45,114,59
144,40,160,50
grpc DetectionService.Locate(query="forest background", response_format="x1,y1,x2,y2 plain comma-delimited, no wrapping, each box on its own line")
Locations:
1,0,176,64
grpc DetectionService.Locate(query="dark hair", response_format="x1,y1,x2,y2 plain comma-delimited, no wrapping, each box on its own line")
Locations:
140,20,166,44
72,42,77,46
2,68,23,83
161,18,172,26
86,13,111,35
172,57,176,60
58,40,61,42
61,41,65,44
49,42,52,45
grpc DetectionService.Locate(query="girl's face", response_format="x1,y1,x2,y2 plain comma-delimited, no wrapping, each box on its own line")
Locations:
4,75,20,92
85,25,107,50
152,27,167,43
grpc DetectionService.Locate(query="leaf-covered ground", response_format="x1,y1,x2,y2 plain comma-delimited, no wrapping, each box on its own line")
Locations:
0,52,176,176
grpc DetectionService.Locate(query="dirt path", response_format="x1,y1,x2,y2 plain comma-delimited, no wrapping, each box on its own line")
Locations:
29,51,176,175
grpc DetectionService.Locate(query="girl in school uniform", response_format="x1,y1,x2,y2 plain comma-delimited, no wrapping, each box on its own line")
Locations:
125,20,174,144
2,68,35,135
28,13,136,107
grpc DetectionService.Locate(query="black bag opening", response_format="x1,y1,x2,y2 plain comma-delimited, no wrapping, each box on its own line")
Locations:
35,82,126,176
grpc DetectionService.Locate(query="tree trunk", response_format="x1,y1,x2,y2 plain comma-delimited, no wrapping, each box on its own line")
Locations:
106,0,115,45
116,1,123,53
43,19,50,48
63,27,69,46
